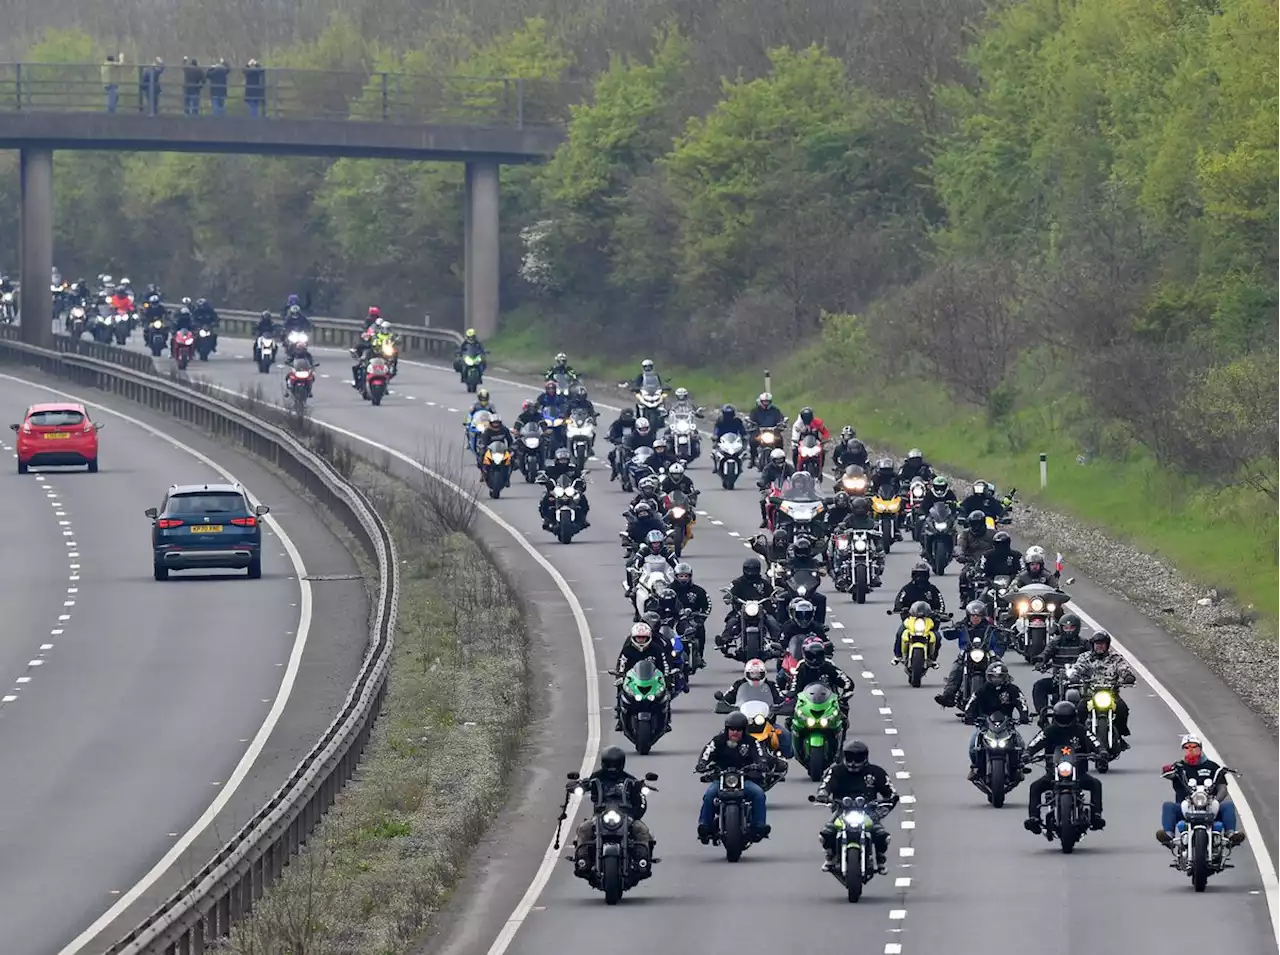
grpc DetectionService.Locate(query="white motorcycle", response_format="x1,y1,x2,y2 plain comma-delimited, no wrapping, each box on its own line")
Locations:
630,555,675,621
668,409,700,462
566,410,596,472
712,432,746,490
0,290,16,324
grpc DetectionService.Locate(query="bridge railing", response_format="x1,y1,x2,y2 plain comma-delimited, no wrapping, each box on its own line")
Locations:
0,62,581,127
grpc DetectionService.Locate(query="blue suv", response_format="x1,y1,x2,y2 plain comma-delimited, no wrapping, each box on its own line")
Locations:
146,483,269,580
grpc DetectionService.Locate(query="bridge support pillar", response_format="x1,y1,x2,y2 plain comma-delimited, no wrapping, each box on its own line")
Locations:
463,160,500,339
19,147,54,348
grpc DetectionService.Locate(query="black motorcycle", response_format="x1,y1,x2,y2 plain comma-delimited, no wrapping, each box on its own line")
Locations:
808,794,890,902
720,593,771,662
194,326,216,361
563,770,659,904
923,502,956,575
970,712,1023,808
699,767,761,862
547,473,588,544
1029,748,1104,852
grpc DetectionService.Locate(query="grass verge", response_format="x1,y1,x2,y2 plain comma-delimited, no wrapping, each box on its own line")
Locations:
489,321,1278,627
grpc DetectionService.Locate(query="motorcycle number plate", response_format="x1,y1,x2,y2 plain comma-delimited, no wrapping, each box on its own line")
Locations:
634,712,652,721
189,525,223,533
43,433,71,439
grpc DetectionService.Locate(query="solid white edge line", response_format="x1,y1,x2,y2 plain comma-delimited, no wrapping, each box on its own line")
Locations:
216,351,1280,944
0,374,315,955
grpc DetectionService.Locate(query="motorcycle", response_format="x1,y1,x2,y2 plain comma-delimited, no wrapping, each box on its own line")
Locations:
711,432,745,489
892,607,950,688
631,555,675,621
794,432,825,480
549,473,587,544
836,466,870,497
714,686,788,789
112,310,133,345
482,439,514,499
750,423,787,471
171,329,195,370
923,503,956,575
90,312,113,344
1077,675,1134,769
540,406,568,456
954,629,997,711
195,326,216,361
286,358,314,403
466,410,493,457
829,528,878,604
625,446,660,491
254,334,278,373
566,410,596,472
515,422,544,483
1030,748,1102,853
0,290,16,324
809,794,888,902
375,336,399,377
720,594,770,662
68,306,88,340
284,328,310,363
768,474,826,537
145,318,168,356
971,712,1023,808
984,575,1017,630
698,766,766,862
1163,772,1242,892
627,373,668,429
907,478,929,541
364,356,391,405
1010,584,1073,663
616,659,669,754
788,682,845,780
458,345,485,392
563,769,660,904
662,489,696,558
871,483,902,553
667,410,699,462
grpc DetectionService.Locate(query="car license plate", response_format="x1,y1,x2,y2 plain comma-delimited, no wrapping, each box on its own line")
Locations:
189,525,223,533
43,432,71,439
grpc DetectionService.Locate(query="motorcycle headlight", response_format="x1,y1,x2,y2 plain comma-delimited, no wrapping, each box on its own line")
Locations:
601,810,624,829
1092,690,1113,710
843,811,866,826
633,691,644,701
1190,791,1210,809
935,521,949,531
836,538,850,550
669,507,686,519
72,307,85,317
819,717,829,727
1056,761,1074,778
761,432,775,444
293,370,311,379
381,343,395,356
1047,603,1056,612
986,736,1008,748
969,649,986,662
806,718,817,727
1030,598,1045,612
913,620,926,634
1015,602,1028,616
853,540,867,552
646,693,657,701
744,602,760,617
567,489,580,499
553,486,566,498
753,714,766,726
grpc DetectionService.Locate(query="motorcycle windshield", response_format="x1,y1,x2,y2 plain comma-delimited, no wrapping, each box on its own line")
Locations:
470,411,492,430
735,684,775,709
641,557,673,579
780,473,820,501
625,658,665,696
462,343,483,358
520,423,541,438
541,407,563,424
719,433,743,451
927,503,952,522
294,359,312,373
631,447,655,466
638,373,662,394
487,440,509,457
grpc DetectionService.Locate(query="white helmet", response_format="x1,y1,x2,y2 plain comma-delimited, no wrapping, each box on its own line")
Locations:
1025,545,1047,566
641,359,655,372
669,461,685,478
629,622,652,649
744,658,767,685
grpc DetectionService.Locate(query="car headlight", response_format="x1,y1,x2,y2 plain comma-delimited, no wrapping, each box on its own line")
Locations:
969,649,986,662
1092,690,1113,710
1057,761,1074,778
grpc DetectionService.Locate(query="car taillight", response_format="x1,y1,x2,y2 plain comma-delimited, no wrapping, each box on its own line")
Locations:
82,422,94,433
231,516,257,527
157,518,184,529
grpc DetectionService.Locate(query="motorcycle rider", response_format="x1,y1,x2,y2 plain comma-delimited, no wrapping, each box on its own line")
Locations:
659,460,697,498
282,302,310,336
613,622,672,731
172,305,194,332
669,562,711,667
719,558,782,651
255,310,276,337
476,414,514,465
542,351,577,382
1066,630,1136,743
963,661,1030,780
958,480,1005,522
891,564,947,664
350,326,376,390
978,531,1023,581
624,529,677,599
1031,612,1090,711
465,387,497,421
747,392,786,466
720,658,793,758
628,358,663,391
565,383,597,420
623,417,655,457
570,745,657,882
514,398,542,430
1157,735,1246,848
455,327,487,379
192,297,219,350
535,380,568,416
954,511,996,603
897,448,932,484
537,448,589,530
781,534,828,623
916,475,959,526
630,474,662,509
831,426,869,471
1022,700,1106,833
622,501,666,550
790,408,831,471
786,639,855,718
1014,545,1061,588
756,448,796,527
696,712,773,843
606,408,638,480
816,740,899,874
109,284,133,315
935,601,1012,707
870,457,898,494
779,598,831,661
833,495,885,584
712,404,747,439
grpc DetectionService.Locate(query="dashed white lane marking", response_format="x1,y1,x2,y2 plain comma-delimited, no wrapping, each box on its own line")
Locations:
711,520,724,526
886,946,903,954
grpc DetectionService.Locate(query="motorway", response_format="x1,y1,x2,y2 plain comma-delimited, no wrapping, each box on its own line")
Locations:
0,370,368,955
140,340,1276,955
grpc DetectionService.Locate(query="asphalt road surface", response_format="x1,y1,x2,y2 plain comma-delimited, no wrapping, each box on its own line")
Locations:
0,370,367,955
142,340,1275,955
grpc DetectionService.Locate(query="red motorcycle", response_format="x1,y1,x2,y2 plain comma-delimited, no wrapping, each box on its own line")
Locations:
171,329,195,371
363,356,390,406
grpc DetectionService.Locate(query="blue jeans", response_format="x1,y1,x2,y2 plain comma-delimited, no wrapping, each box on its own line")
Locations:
777,727,794,759
211,95,226,116
968,727,1022,768
184,94,200,115
105,84,118,112
1162,800,1237,833
248,100,263,117
701,780,766,829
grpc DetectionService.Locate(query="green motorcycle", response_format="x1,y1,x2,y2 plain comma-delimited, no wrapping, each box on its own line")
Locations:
617,660,669,755
789,683,845,780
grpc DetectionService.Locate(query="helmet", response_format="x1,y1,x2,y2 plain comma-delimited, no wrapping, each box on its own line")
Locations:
931,475,949,495
965,600,986,624
792,535,815,559
620,408,635,422
972,481,988,496
641,611,661,631
725,711,749,733
465,327,478,339
790,598,815,626
742,558,761,577
636,418,651,434
181,296,192,307
629,622,652,650
571,384,587,400
674,562,693,586
842,739,869,770
641,359,655,372
757,392,772,408
489,415,503,427
652,435,667,450
722,404,736,418
477,387,490,403
521,398,533,412
260,310,272,320
196,298,208,309
639,475,660,494
985,661,1009,685
544,380,557,395
1025,545,1046,570
1051,700,1076,726
967,510,987,533
840,425,854,439
555,352,567,365
674,387,689,401
633,501,652,518
645,529,666,551
368,306,381,319
907,448,923,461
118,277,131,287
600,745,626,773
911,561,930,583
834,491,850,509
669,461,685,478
554,448,571,464
656,587,679,611
992,531,1011,550
851,496,871,517
744,658,767,685
909,599,931,618
801,636,827,664
288,304,301,317
1058,613,1082,640
1090,630,1113,653
287,294,299,306
799,407,815,425
1180,733,1203,764
769,448,785,464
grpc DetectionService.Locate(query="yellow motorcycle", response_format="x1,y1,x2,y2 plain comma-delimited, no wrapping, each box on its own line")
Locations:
890,606,951,687
871,485,902,553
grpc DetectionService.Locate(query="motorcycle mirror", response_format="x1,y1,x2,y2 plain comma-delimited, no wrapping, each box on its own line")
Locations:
807,793,818,803
644,772,659,781
714,701,732,714
7,423,16,431
144,507,158,519
566,771,580,780
713,690,724,700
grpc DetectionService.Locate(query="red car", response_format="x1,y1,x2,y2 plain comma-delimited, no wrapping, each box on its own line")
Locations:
10,402,103,474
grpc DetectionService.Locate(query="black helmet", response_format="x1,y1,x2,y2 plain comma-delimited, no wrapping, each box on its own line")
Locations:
722,404,736,417
967,510,987,532
842,739,869,770
790,598,815,626
260,310,272,320
851,496,872,517
742,558,761,577
800,407,815,425
1091,629,1113,652
834,491,850,508
911,561,930,583
725,711,749,733
992,531,1011,550
1059,613,1082,640
571,383,587,399
1051,700,1077,726
554,447,571,463
600,745,627,772
985,661,1009,685
802,638,827,664
792,535,815,559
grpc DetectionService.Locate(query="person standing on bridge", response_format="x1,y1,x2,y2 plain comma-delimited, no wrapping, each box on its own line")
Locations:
206,58,230,116
182,57,205,116
102,54,123,113
244,59,266,118
139,57,164,115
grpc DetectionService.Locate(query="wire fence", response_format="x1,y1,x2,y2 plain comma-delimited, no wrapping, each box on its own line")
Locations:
0,62,583,127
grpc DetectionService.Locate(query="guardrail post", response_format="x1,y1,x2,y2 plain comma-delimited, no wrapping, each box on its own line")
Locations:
380,71,389,120
516,78,524,129
13,63,21,109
